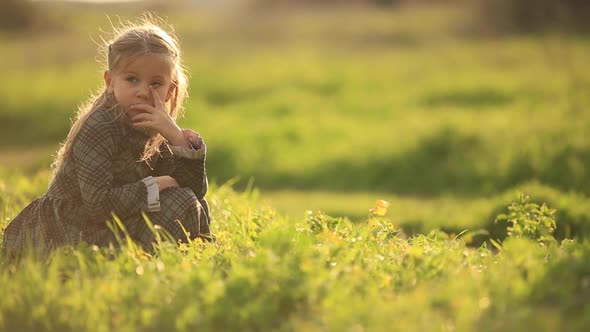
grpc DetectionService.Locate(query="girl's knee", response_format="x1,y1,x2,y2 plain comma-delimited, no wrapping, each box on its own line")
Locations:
162,187,196,203
159,187,201,215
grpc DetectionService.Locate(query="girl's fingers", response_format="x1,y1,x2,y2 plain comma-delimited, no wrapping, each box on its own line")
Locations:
171,177,179,187
129,104,155,113
191,137,205,149
130,113,152,122
132,121,154,128
189,135,201,144
150,86,166,112
181,129,205,148
182,129,201,140
182,129,199,136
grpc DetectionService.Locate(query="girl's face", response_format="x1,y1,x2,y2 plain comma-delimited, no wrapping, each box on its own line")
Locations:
104,54,175,118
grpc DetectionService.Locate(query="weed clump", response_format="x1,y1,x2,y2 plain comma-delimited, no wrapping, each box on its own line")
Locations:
496,194,557,244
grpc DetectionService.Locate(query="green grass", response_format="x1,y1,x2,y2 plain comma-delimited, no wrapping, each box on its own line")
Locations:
1,172,590,331
1,2,589,237
2,5,589,199
1,3,590,330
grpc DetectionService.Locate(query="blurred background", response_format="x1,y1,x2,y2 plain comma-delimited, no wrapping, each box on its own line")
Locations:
1,0,589,237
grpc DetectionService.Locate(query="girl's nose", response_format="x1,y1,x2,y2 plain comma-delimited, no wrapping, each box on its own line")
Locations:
136,84,151,99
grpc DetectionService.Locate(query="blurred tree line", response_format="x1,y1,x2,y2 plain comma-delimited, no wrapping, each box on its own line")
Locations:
475,0,590,34
1,0,589,33
0,0,38,32
254,0,590,33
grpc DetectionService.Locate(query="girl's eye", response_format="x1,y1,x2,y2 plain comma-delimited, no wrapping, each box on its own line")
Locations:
151,82,162,88
126,77,138,83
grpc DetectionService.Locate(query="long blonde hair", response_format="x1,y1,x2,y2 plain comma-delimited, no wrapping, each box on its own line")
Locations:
51,14,189,177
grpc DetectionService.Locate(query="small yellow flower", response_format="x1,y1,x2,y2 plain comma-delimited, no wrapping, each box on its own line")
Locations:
319,229,342,245
135,266,144,275
369,200,391,217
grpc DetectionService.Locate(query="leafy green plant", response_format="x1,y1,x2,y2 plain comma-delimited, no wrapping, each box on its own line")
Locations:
496,194,557,244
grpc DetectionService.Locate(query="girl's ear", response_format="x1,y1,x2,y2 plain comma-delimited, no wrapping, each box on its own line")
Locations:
104,70,113,92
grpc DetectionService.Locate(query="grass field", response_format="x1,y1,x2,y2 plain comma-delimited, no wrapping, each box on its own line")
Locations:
1,171,590,331
1,2,590,330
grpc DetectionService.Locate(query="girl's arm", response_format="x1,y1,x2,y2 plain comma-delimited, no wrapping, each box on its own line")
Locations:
72,113,153,223
130,90,208,199
171,143,208,199
154,131,208,199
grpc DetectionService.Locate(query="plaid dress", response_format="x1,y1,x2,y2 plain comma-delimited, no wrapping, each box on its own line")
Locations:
2,108,211,257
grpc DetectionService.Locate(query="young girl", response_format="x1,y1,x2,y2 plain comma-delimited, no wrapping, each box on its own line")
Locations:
2,17,211,257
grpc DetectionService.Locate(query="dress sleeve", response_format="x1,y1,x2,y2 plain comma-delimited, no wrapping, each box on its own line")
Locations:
155,143,208,200
72,116,150,223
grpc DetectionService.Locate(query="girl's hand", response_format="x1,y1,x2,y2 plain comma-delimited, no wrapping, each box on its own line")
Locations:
129,86,184,143
155,175,179,192
182,129,206,150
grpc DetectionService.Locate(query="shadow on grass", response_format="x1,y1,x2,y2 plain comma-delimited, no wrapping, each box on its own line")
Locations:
7,103,590,201
0,103,72,148
211,127,590,197
421,87,514,109
202,78,341,107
